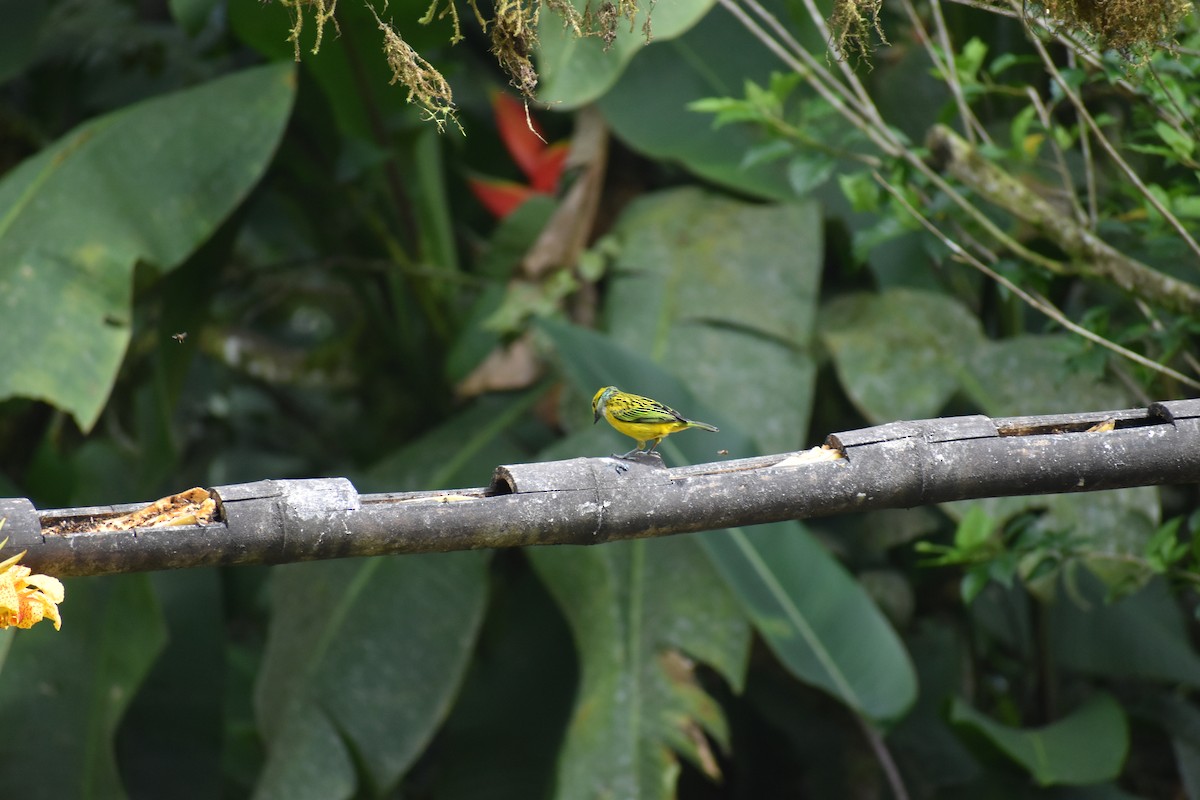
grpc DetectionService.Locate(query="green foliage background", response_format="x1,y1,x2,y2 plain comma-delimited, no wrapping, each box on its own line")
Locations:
1,0,1198,797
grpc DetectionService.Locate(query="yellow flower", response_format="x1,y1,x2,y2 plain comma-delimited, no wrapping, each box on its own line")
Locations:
0,546,65,631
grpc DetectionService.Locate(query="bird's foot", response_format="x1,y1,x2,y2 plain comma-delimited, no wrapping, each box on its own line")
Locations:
613,449,665,467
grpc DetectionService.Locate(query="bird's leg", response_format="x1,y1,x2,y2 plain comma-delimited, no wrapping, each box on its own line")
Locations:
609,445,641,472
615,439,649,459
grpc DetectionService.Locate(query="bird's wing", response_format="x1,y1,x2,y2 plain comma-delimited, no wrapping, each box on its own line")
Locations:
610,396,686,424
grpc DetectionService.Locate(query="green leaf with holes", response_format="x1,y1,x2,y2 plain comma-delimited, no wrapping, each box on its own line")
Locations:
0,63,295,430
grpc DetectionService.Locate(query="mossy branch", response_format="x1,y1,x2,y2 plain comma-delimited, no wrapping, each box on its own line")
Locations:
927,124,1200,316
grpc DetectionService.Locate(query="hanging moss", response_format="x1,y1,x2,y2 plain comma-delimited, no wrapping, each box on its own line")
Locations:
1037,0,1192,51
828,0,888,65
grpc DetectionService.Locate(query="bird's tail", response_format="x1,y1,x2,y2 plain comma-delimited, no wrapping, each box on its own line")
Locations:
688,421,719,433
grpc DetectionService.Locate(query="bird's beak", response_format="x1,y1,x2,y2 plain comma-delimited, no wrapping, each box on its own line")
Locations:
593,408,601,424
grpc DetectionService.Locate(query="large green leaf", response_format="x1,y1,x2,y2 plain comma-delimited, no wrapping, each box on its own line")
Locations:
593,5,799,200
824,288,1154,593
353,388,549,493
543,324,748,462
1048,573,1200,686
537,0,717,108
542,321,916,725
253,552,489,799
541,188,915,725
255,390,542,796
1141,693,1200,800
528,535,750,800
521,424,752,798
0,575,167,799
950,693,1129,786
600,187,821,454
965,334,1131,417
821,289,1135,424
820,289,984,423
169,0,219,34
0,63,296,430
597,191,911,722
117,570,226,799
420,558,578,800
700,525,917,725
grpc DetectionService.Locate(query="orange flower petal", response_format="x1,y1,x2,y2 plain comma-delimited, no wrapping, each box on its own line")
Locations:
529,141,569,193
468,176,539,219
492,91,546,181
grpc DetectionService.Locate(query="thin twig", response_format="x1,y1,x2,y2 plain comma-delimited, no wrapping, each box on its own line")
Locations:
771,0,878,116
716,0,888,152
940,0,1018,16
1017,2,1200,264
1070,51,1100,228
857,715,911,800
928,123,1200,314
722,0,1196,303
1025,86,1088,225
1135,298,1200,377
726,0,1072,275
769,2,1075,279
1146,62,1199,142
875,171,1200,392
929,0,990,144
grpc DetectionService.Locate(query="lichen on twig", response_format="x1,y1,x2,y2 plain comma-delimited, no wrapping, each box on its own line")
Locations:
279,0,341,61
269,0,657,128
419,0,487,44
369,4,463,133
827,0,888,64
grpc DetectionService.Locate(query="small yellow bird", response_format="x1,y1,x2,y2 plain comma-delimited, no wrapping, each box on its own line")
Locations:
592,386,719,457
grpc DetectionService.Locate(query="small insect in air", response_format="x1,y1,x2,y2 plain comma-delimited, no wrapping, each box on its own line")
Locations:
171,332,188,344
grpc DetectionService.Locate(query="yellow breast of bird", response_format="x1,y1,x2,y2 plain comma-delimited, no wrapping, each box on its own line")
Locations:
604,414,689,441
